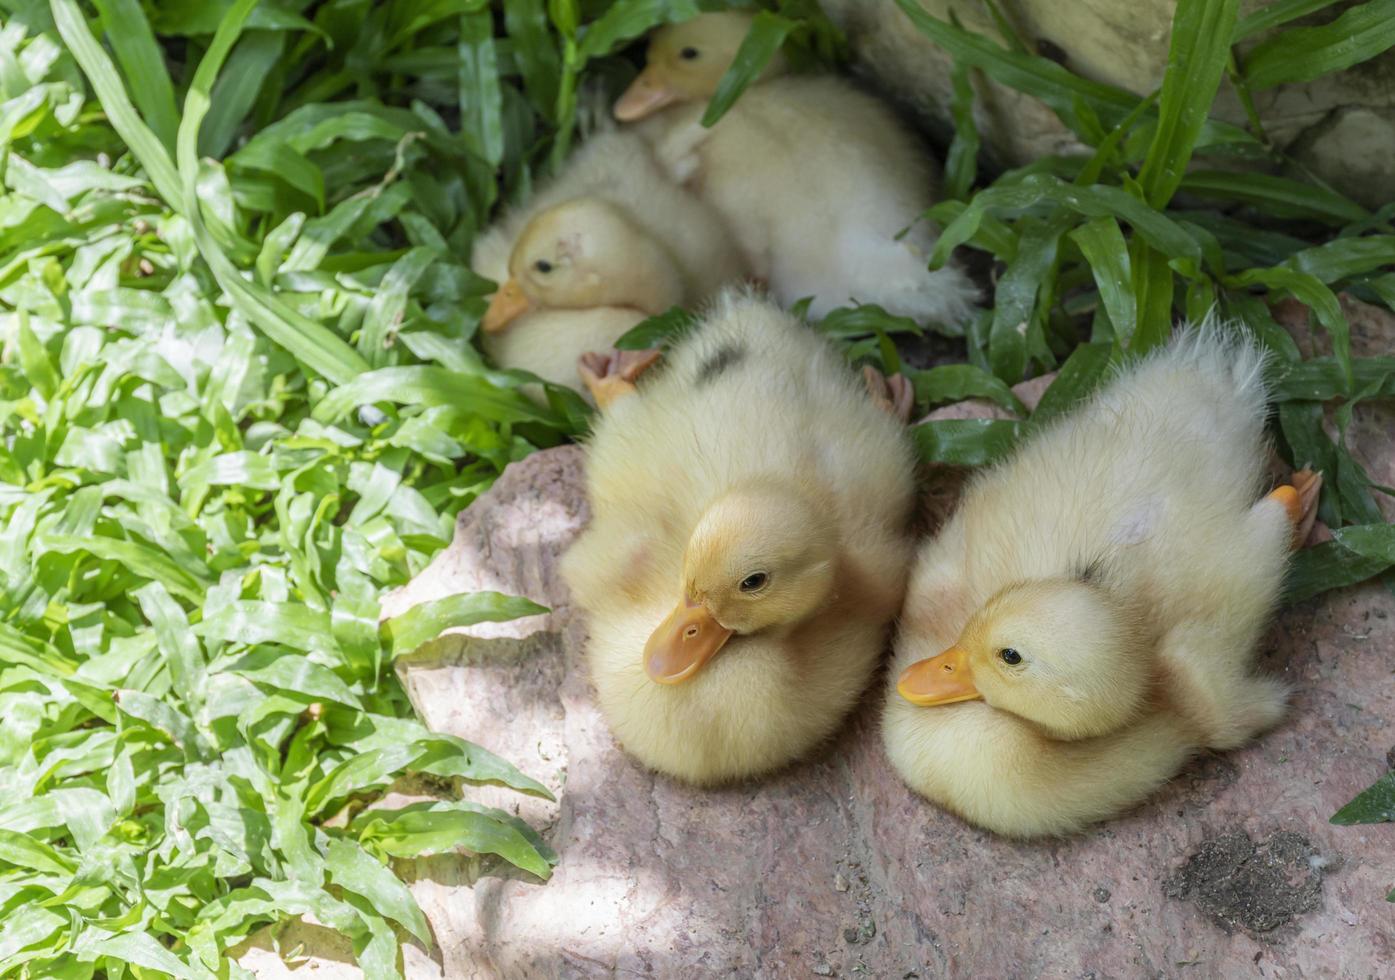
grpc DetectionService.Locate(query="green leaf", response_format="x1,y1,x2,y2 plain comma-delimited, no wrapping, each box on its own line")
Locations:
201,30,286,159
1030,342,1115,424
1272,357,1395,402
51,0,182,204
1178,170,1369,225
507,0,562,113
1243,0,1395,89
1234,0,1343,39
932,174,1201,268
577,0,700,62
614,306,699,350
459,10,505,169
41,534,210,605
199,600,334,652
1227,266,1352,389
386,591,549,658
415,733,554,799
701,11,795,127
352,800,555,878
1283,538,1395,603
306,744,425,815
989,217,1068,381
1137,0,1240,207
74,929,209,980
943,54,980,201
325,836,433,945
234,658,363,708
1286,236,1395,283
1331,524,1395,562
1331,771,1395,825
312,366,562,426
814,304,927,339
1129,242,1175,353
93,0,181,151
912,419,1023,467
0,827,76,875
360,247,437,367
904,364,1026,414
1070,217,1135,344
0,905,66,965
892,0,1141,131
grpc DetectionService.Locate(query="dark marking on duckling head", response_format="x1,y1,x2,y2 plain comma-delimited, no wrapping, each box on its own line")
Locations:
1076,556,1106,585
696,343,745,385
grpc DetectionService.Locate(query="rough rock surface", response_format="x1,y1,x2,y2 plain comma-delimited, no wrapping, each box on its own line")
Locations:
822,0,1395,208
244,325,1395,978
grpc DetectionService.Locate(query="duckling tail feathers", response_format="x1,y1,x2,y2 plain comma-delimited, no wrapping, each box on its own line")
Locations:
1164,312,1272,410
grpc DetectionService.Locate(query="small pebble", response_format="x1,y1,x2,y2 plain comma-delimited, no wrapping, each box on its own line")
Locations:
834,873,849,892
843,927,860,944
1093,887,1111,903
812,961,834,977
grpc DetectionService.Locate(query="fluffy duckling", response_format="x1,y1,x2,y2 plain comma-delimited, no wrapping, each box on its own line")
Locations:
473,129,744,338
614,12,977,325
881,327,1319,837
470,188,643,397
561,292,917,783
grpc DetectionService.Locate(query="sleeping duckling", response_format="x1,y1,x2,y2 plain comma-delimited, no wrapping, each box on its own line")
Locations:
881,326,1319,837
474,129,744,337
469,195,644,397
561,292,917,783
614,11,977,325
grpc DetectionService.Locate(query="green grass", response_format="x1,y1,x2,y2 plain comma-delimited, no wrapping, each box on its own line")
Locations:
2,0,1395,975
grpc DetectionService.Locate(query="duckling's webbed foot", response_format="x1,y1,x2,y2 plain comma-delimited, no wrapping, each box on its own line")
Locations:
578,348,662,409
862,365,915,423
1266,468,1323,549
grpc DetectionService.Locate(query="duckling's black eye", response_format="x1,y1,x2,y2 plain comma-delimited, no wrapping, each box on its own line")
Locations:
534,259,553,274
999,648,1022,666
738,572,768,592
680,46,700,60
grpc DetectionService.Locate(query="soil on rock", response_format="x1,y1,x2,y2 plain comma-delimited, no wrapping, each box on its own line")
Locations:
1164,830,1326,936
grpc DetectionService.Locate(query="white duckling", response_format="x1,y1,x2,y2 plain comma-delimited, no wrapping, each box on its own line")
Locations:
614,11,978,326
561,291,917,783
882,326,1319,836
472,129,744,347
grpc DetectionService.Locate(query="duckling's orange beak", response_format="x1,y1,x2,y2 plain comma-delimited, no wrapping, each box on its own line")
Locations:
644,597,734,684
897,645,982,706
615,66,680,121
482,279,531,334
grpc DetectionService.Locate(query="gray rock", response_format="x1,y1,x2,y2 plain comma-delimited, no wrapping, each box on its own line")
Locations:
821,0,1395,208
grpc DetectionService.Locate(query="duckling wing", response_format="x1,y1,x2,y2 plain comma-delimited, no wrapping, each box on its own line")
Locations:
962,328,1276,592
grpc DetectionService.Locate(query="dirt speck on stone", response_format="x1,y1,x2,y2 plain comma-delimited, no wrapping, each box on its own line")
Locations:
1164,830,1325,936
1093,886,1111,904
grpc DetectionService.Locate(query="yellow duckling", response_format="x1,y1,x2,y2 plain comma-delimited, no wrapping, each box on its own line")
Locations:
469,186,643,396
561,292,917,783
473,129,744,339
614,11,978,325
882,327,1320,837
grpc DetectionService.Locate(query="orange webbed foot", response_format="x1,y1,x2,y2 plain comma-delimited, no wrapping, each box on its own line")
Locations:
862,365,915,423
578,348,662,409
1267,468,1323,549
